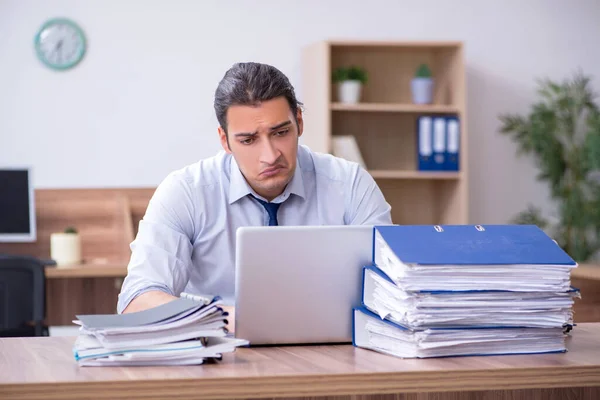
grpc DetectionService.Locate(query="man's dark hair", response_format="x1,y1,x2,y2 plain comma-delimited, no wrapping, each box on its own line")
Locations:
214,62,303,135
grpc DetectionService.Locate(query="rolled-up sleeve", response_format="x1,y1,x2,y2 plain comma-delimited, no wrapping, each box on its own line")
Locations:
117,171,196,314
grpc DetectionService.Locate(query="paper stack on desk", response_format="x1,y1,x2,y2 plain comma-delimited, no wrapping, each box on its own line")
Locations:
353,224,580,359
72,296,248,366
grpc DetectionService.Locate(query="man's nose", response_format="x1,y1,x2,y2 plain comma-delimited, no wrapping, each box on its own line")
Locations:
260,138,280,165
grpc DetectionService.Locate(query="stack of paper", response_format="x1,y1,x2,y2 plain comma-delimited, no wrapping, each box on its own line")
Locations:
72,296,248,366
362,265,579,328
353,224,579,359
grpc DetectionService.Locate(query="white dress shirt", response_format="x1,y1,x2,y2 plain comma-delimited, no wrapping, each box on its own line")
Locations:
117,145,392,313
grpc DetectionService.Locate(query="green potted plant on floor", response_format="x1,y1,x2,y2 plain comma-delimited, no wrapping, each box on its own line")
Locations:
499,71,600,262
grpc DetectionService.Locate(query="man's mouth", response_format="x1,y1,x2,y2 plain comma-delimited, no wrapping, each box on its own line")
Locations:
260,166,284,177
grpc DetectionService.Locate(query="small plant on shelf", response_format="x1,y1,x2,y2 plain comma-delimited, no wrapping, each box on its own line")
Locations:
332,65,368,104
64,226,78,234
411,63,434,104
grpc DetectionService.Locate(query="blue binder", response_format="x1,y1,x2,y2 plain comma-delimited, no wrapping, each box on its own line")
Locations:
432,117,446,170
417,116,434,170
445,116,460,171
352,306,567,358
372,224,576,266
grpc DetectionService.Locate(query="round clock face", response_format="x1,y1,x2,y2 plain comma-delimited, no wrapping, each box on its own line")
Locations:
34,18,86,70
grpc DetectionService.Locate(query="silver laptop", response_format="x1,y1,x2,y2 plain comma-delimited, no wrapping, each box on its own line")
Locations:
234,225,373,345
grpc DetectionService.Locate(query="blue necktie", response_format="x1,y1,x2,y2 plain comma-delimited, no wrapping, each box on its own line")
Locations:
250,195,281,226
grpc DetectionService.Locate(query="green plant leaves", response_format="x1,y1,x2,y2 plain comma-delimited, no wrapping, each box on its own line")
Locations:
499,71,600,262
415,64,432,78
332,66,368,84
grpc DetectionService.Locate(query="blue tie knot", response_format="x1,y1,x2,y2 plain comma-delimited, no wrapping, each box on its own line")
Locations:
250,195,281,226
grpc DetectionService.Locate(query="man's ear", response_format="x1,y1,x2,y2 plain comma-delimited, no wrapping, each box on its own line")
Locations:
218,126,232,154
296,108,304,138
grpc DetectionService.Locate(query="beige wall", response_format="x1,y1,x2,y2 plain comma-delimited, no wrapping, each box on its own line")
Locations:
2,0,599,224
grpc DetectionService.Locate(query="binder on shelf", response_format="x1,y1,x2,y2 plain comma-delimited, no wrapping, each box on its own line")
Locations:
432,117,447,170
445,116,460,171
416,116,434,170
417,116,450,171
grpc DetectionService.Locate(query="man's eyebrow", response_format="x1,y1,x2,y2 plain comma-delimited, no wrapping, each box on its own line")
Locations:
269,120,291,131
233,131,257,138
233,120,291,137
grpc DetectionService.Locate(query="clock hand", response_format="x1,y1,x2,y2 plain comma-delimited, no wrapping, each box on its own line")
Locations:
55,40,63,63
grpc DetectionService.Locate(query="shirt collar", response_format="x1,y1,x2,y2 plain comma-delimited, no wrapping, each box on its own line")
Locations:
228,151,306,205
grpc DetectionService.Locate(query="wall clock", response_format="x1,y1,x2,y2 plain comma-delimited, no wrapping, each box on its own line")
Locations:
34,18,86,70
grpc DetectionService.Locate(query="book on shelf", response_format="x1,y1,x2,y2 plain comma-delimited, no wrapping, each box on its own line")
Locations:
332,135,366,168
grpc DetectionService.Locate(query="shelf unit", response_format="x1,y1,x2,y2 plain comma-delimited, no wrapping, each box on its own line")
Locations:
302,40,468,225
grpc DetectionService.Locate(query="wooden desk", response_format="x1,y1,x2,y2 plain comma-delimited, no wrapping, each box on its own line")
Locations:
1,324,600,400
45,262,127,279
43,262,128,325
572,264,600,322
573,264,600,281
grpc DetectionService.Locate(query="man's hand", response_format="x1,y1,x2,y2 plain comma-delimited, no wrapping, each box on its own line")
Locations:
122,290,178,313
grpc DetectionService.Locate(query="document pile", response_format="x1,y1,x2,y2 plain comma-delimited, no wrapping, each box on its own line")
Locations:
72,295,248,366
353,224,580,359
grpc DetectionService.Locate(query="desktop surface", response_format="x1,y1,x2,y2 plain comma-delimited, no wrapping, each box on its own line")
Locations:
1,323,600,400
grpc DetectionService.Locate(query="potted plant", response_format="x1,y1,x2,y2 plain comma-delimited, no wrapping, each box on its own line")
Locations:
411,64,434,104
332,65,368,104
51,226,82,267
499,71,600,262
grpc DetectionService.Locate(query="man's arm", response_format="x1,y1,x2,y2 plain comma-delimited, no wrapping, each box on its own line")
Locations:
122,290,178,314
346,164,393,225
117,171,196,314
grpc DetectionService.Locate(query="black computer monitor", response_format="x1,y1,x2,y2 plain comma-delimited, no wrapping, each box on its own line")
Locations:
0,168,37,242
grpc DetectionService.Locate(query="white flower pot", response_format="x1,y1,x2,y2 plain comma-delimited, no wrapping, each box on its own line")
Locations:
411,77,434,104
51,232,82,267
338,80,362,104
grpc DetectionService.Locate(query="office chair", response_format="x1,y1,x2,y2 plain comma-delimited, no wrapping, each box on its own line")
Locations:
0,255,48,337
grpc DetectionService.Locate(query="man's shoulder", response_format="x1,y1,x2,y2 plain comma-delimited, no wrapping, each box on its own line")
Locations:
163,150,229,189
299,145,362,183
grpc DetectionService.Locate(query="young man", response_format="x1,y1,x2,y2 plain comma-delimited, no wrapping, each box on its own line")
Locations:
118,62,392,314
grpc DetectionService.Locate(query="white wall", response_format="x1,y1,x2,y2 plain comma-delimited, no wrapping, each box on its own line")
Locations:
2,0,599,224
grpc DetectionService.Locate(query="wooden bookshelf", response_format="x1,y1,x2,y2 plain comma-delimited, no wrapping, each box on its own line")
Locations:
302,40,468,225
330,102,460,113
368,170,462,180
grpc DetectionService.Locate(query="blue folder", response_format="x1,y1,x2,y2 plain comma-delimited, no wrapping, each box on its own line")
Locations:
416,116,434,170
445,116,460,171
372,224,576,266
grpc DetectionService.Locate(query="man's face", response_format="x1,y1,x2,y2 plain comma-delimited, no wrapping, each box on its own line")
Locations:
218,96,303,201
